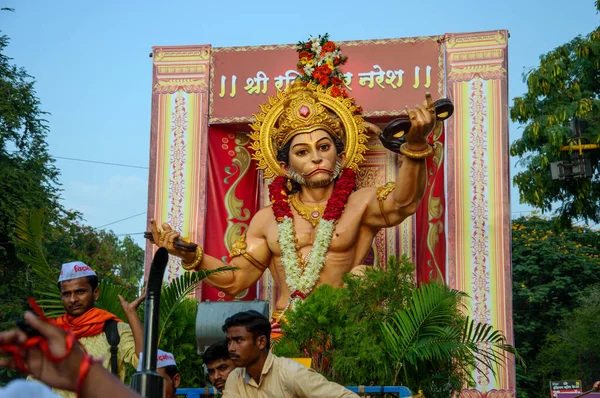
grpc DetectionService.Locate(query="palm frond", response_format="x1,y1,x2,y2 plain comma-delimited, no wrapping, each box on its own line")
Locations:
380,282,518,389
13,209,62,314
381,283,463,364
157,266,237,345
96,279,133,321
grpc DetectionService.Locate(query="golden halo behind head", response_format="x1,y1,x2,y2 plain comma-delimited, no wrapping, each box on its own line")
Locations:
249,79,368,179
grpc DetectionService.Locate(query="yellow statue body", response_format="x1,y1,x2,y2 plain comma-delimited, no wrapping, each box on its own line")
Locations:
150,37,438,322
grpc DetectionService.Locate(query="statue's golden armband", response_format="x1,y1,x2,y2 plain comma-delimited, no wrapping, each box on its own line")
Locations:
376,182,396,227
230,234,268,272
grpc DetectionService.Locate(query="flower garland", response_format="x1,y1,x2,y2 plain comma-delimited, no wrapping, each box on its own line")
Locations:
269,168,356,298
296,33,349,98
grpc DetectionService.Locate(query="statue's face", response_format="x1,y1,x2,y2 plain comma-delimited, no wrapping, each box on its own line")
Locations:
282,130,344,188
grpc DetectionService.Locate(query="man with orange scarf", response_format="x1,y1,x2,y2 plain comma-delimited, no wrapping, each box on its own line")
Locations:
48,261,143,397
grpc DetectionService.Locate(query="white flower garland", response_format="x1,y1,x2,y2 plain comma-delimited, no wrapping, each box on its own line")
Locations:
278,216,335,295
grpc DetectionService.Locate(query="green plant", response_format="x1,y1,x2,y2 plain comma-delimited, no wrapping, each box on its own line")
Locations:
275,256,518,397
275,255,415,385
156,297,207,387
380,282,518,397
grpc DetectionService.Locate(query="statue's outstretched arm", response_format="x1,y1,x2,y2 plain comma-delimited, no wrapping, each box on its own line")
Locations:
362,94,437,229
148,215,271,296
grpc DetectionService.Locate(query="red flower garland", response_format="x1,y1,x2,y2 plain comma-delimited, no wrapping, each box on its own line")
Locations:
269,168,356,223
269,176,293,221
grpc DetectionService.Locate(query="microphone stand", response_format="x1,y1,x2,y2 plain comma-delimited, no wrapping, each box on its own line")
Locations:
131,248,169,398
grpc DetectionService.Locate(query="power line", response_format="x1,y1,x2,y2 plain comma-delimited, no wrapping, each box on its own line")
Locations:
95,212,147,229
116,232,145,237
52,155,148,170
8,150,148,170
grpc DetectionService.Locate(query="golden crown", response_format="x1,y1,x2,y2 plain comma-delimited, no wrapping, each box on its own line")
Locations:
249,79,368,179
275,81,343,147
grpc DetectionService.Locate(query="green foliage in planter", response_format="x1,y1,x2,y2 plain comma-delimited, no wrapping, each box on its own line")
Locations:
275,256,517,398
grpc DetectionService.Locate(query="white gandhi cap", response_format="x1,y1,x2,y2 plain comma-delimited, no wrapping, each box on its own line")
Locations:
136,349,177,371
58,261,97,283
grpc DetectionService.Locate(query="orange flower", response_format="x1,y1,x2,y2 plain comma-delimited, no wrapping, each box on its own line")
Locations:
317,64,331,75
331,77,343,86
319,76,330,86
323,41,335,52
331,86,342,97
299,51,311,59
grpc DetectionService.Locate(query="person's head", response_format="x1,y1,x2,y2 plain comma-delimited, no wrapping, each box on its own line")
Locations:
57,262,99,317
222,310,271,368
138,350,180,398
203,340,235,392
157,365,180,398
278,129,345,190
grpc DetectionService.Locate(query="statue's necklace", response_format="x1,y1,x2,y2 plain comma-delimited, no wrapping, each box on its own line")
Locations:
289,193,326,227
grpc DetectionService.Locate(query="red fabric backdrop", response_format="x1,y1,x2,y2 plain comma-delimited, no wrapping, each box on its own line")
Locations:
199,126,260,301
415,125,446,282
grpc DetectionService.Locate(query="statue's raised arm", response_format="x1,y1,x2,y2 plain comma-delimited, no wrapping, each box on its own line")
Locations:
361,93,441,230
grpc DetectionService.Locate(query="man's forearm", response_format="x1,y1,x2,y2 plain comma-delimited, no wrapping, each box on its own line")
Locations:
123,311,143,356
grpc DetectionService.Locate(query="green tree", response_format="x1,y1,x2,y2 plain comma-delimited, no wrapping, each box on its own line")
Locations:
534,285,600,394
0,29,64,332
510,5,600,225
118,235,145,290
511,215,600,398
45,215,145,291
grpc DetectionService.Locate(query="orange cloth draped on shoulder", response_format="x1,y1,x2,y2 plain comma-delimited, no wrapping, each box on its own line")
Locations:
56,308,121,339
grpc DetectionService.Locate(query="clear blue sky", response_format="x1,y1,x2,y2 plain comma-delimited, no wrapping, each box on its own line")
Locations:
1,0,599,248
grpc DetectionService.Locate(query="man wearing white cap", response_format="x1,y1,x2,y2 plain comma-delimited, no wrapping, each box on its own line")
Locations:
137,350,181,398
48,261,144,397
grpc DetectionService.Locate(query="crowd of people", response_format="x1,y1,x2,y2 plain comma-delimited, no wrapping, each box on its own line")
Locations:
0,261,361,398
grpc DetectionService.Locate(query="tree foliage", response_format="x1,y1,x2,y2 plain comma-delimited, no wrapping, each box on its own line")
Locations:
534,285,600,394
511,215,600,398
510,16,600,225
275,256,516,397
0,30,149,385
156,298,207,388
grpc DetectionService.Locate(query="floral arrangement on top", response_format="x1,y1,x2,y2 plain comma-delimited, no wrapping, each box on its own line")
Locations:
296,33,349,98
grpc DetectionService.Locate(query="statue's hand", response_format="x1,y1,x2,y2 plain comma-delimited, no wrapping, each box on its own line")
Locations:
148,220,197,263
380,94,454,154
404,93,437,150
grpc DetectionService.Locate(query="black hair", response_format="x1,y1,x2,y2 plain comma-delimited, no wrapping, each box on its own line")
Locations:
276,132,345,165
222,310,271,350
203,340,230,365
161,364,179,379
57,275,99,291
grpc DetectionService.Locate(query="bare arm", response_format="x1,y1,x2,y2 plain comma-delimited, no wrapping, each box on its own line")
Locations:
363,95,436,229
150,209,272,296
0,312,141,398
118,288,146,357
